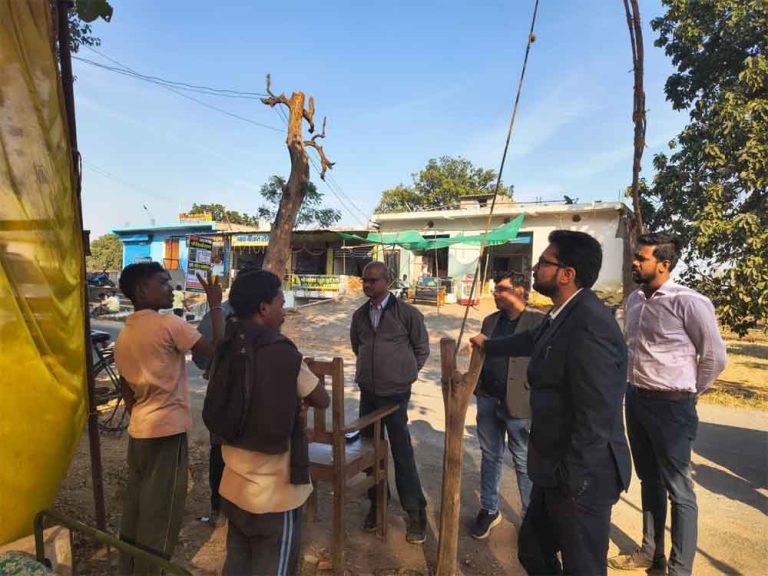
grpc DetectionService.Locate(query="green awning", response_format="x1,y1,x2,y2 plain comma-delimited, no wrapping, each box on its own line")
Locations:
335,214,525,250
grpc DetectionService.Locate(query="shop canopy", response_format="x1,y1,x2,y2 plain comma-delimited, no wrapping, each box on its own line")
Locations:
337,214,525,251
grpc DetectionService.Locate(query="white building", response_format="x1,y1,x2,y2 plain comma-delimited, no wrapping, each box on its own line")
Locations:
371,196,632,305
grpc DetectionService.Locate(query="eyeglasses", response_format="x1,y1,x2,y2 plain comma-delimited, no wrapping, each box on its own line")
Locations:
536,257,566,269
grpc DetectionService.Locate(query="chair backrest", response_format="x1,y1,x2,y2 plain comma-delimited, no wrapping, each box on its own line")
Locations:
303,357,345,445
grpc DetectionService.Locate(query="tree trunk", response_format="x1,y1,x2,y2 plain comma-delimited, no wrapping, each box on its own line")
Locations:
262,92,309,278
623,0,646,237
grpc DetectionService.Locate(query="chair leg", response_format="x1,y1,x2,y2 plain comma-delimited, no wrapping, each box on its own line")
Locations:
333,478,345,574
376,442,388,538
306,483,318,522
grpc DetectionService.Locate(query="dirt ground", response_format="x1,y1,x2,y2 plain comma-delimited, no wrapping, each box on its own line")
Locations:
55,297,768,575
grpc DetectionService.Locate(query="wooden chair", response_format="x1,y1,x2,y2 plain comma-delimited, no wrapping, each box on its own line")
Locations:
303,357,398,575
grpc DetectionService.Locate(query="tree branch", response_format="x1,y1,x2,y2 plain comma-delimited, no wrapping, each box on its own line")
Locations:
260,73,290,108
303,96,316,133
311,117,328,142
303,139,335,180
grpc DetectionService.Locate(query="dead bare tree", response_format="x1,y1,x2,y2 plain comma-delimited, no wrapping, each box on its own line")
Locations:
623,0,646,235
260,75,334,276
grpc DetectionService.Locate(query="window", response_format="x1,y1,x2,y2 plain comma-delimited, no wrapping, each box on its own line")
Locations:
163,237,180,270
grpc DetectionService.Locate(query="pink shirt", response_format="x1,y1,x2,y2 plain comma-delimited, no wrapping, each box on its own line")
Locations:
115,310,202,438
626,281,727,393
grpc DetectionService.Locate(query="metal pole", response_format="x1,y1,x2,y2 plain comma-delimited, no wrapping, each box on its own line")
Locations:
56,0,107,530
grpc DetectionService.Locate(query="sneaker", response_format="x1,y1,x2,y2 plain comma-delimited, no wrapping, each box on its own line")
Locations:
608,549,667,572
363,505,378,533
405,510,426,544
469,509,502,540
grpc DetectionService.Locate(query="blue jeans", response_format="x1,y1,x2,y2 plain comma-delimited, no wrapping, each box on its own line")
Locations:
476,395,532,517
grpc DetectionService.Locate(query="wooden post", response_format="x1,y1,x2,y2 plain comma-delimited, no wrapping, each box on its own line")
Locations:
436,338,484,576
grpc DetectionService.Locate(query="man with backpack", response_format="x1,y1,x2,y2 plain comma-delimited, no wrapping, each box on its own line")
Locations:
351,261,430,544
204,270,329,576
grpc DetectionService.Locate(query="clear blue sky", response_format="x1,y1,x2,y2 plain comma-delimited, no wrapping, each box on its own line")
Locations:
75,0,686,237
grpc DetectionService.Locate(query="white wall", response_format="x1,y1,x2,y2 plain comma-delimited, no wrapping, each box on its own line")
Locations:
378,206,626,303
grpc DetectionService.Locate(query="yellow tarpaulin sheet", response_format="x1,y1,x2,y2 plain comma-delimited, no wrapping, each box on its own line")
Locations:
0,0,87,544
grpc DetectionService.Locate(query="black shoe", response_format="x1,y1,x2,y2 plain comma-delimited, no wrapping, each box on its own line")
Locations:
469,509,502,540
363,505,378,532
405,510,426,544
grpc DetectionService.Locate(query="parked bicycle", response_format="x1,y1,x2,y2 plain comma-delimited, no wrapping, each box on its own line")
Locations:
90,330,127,434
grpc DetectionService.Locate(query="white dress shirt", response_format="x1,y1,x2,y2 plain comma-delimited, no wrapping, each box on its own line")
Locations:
369,292,391,329
626,280,727,393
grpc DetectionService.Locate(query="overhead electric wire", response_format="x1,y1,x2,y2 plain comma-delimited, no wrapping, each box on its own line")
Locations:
455,0,541,357
271,106,371,228
78,49,283,133
74,56,267,100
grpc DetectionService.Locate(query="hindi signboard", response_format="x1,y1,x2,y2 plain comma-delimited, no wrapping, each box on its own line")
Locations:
290,274,342,299
185,235,213,292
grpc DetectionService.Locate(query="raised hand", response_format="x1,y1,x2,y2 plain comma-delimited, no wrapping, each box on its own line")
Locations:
197,270,223,309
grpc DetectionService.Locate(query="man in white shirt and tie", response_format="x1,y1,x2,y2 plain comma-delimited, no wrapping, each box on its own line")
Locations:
609,232,727,576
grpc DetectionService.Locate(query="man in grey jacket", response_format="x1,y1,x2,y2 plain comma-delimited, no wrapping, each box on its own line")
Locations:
351,261,430,544
471,272,545,539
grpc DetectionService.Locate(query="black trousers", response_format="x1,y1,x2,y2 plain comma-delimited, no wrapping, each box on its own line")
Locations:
359,389,426,513
221,500,302,576
209,441,224,511
518,466,621,576
626,386,698,576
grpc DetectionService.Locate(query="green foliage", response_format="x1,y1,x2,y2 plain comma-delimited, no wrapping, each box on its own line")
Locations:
376,156,513,213
87,233,122,271
257,176,342,228
65,0,113,53
189,203,261,227
647,0,768,336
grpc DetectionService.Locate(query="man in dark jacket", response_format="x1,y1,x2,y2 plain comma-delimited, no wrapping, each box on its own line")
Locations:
471,230,631,576
350,261,430,544
470,272,545,539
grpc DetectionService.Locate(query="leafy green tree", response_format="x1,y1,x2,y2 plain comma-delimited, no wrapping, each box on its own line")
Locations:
376,156,513,213
87,233,122,271
646,0,767,336
257,176,341,228
62,0,113,53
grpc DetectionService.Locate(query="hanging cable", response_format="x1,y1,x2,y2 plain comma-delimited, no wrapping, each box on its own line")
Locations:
455,0,541,358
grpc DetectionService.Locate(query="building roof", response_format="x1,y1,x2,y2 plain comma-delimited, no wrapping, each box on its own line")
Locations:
113,221,263,235
372,201,629,223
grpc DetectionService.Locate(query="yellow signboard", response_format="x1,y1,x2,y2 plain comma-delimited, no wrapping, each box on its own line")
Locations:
178,212,213,223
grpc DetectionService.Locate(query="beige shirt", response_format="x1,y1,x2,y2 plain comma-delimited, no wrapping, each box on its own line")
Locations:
114,309,201,439
219,361,319,514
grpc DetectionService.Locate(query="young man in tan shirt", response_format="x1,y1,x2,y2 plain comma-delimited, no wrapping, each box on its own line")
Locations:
114,262,222,574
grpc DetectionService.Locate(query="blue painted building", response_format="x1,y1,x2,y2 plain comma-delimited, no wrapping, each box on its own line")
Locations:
113,223,218,271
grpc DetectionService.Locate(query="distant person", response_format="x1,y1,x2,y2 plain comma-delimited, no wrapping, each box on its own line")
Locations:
351,261,430,544
92,292,107,316
105,290,120,314
609,233,727,576
470,272,544,539
193,298,236,525
471,230,631,576
172,284,186,317
114,262,223,574
213,270,329,575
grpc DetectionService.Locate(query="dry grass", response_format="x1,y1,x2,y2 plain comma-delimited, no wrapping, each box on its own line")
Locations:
700,328,768,410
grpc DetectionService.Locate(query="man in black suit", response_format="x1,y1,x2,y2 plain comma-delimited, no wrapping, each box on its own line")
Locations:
471,230,631,576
